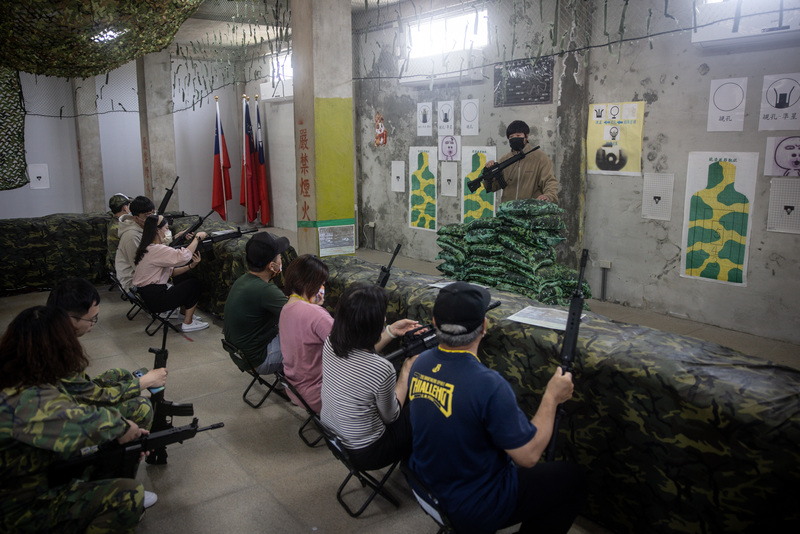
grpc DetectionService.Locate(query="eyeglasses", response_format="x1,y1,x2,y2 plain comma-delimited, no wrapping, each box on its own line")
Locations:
71,314,99,325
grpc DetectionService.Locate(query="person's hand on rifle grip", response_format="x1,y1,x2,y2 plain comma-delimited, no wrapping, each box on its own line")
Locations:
389,319,422,337
118,419,149,444
138,368,168,390
545,367,574,405
190,251,202,266
175,229,193,242
485,160,497,168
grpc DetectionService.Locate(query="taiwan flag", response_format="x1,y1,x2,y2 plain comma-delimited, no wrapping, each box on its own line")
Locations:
240,99,260,223
211,101,232,220
255,103,271,225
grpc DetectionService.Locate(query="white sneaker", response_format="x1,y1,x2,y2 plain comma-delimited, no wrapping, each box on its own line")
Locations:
182,318,209,332
171,311,201,322
144,490,158,509
159,308,180,319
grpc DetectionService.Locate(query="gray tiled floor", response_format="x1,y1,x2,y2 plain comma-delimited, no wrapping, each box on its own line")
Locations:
2,244,797,534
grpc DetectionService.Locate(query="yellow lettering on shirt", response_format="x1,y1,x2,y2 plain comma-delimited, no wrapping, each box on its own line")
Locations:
432,364,441,373
409,372,454,418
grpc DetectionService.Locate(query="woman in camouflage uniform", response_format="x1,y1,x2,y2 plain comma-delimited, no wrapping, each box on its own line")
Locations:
0,306,145,533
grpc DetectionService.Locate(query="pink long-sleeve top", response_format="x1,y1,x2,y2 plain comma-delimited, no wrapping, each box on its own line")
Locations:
132,244,192,287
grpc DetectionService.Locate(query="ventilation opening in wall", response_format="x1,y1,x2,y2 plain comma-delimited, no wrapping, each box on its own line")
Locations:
261,52,293,100
398,9,487,87
692,0,800,50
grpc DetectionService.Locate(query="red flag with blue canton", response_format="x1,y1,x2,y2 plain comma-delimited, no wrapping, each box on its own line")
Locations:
256,103,271,225
240,100,260,222
212,104,232,220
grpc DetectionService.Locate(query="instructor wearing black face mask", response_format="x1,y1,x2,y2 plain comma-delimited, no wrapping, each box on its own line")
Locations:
484,120,559,204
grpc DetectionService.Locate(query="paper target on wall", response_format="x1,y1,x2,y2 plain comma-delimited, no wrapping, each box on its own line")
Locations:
759,73,800,131
438,101,454,134
707,78,747,132
767,178,800,234
417,102,433,136
461,99,479,136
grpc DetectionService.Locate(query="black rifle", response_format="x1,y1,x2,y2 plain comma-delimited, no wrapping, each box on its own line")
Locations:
383,300,500,363
48,418,224,486
377,243,402,288
157,176,180,215
170,210,215,248
196,227,258,253
466,146,540,193
144,312,195,465
545,248,588,462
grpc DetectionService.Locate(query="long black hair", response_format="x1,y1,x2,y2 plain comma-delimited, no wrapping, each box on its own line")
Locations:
134,214,166,265
0,306,88,388
329,283,387,358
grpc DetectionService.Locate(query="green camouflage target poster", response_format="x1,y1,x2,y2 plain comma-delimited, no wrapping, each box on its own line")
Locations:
461,146,496,224
409,147,438,231
681,152,758,285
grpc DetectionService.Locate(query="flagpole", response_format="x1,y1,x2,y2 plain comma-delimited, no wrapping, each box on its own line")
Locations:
242,94,248,223
215,96,229,221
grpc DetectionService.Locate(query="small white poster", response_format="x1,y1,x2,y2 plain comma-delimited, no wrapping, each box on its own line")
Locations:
461,99,479,136
438,135,461,162
440,162,458,197
438,101,454,134
319,225,355,257
391,161,405,192
28,164,50,189
642,173,674,221
417,102,433,136
767,178,800,234
764,136,800,176
707,78,747,132
759,73,800,131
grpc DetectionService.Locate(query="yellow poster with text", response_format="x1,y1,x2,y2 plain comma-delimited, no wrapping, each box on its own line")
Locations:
587,101,644,175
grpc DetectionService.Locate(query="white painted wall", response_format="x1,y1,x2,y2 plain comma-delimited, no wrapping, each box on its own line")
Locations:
0,74,82,218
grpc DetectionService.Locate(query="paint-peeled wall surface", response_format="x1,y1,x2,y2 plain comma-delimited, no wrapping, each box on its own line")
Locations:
351,0,800,345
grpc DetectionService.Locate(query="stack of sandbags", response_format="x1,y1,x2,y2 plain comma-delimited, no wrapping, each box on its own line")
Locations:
435,199,590,306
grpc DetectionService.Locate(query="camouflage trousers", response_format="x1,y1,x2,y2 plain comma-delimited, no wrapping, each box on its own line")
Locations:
3,478,143,533
92,369,154,430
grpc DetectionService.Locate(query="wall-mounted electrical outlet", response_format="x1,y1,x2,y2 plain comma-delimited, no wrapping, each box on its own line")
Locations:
367,221,376,228
597,259,612,269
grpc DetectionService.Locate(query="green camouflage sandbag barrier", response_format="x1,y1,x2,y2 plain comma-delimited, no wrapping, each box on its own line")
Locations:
464,227,497,244
501,225,566,248
437,223,467,237
0,212,111,294
323,255,800,534
497,198,564,217
498,213,566,232
436,240,467,264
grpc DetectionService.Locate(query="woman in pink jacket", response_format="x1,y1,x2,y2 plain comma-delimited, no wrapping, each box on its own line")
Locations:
132,214,208,332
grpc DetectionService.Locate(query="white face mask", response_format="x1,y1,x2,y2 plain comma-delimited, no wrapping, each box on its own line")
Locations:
163,229,173,242
272,262,282,274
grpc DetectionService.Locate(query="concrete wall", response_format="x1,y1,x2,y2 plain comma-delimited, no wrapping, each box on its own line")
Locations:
351,0,800,345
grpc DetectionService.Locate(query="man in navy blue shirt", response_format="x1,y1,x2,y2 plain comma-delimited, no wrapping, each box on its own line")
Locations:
408,282,586,533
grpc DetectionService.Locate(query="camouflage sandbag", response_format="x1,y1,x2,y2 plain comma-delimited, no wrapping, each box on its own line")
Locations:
436,238,468,264
467,243,504,257
464,227,498,244
496,198,564,217
463,256,506,278
466,216,504,230
501,225,565,248
436,261,463,279
437,223,467,237
499,213,566,232
502,250,553,275
323,255,800,534
497,234,556,263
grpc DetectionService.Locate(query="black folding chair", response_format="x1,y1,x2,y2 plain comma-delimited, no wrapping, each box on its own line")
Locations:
108,271,145,321
313,416,400,517
128,286,182,337
400,461,455,534
275,371,322,447
221,338,285,408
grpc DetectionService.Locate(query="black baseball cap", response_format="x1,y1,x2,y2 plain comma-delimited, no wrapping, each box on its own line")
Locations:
246,232,290,268
433,282,492,331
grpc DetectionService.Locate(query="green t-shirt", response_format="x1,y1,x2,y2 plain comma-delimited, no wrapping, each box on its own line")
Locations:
223,273,288,367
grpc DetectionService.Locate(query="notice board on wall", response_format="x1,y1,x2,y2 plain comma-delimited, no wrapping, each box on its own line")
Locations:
493,57,553,107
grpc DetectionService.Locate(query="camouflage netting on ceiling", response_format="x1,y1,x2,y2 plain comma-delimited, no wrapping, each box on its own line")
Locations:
435,199,591,307
0,0,203,79
0,67,27,191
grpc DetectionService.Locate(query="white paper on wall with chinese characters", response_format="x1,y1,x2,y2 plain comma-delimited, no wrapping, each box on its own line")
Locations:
461,99,479,136
438,101,454,135
758,73,800,131
764,136,800,176
680,152,758,286
417,102,433,136
409,146,438,231
587,101,644,176
461,146,497,224
707,78,747,132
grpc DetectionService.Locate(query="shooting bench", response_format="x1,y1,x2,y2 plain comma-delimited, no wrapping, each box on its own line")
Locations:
321,255,800,534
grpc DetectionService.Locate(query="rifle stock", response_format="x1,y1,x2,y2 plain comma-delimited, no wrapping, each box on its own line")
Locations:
197,227,257,252
545,249,588,462
157,176,180,215
48,418,224,486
